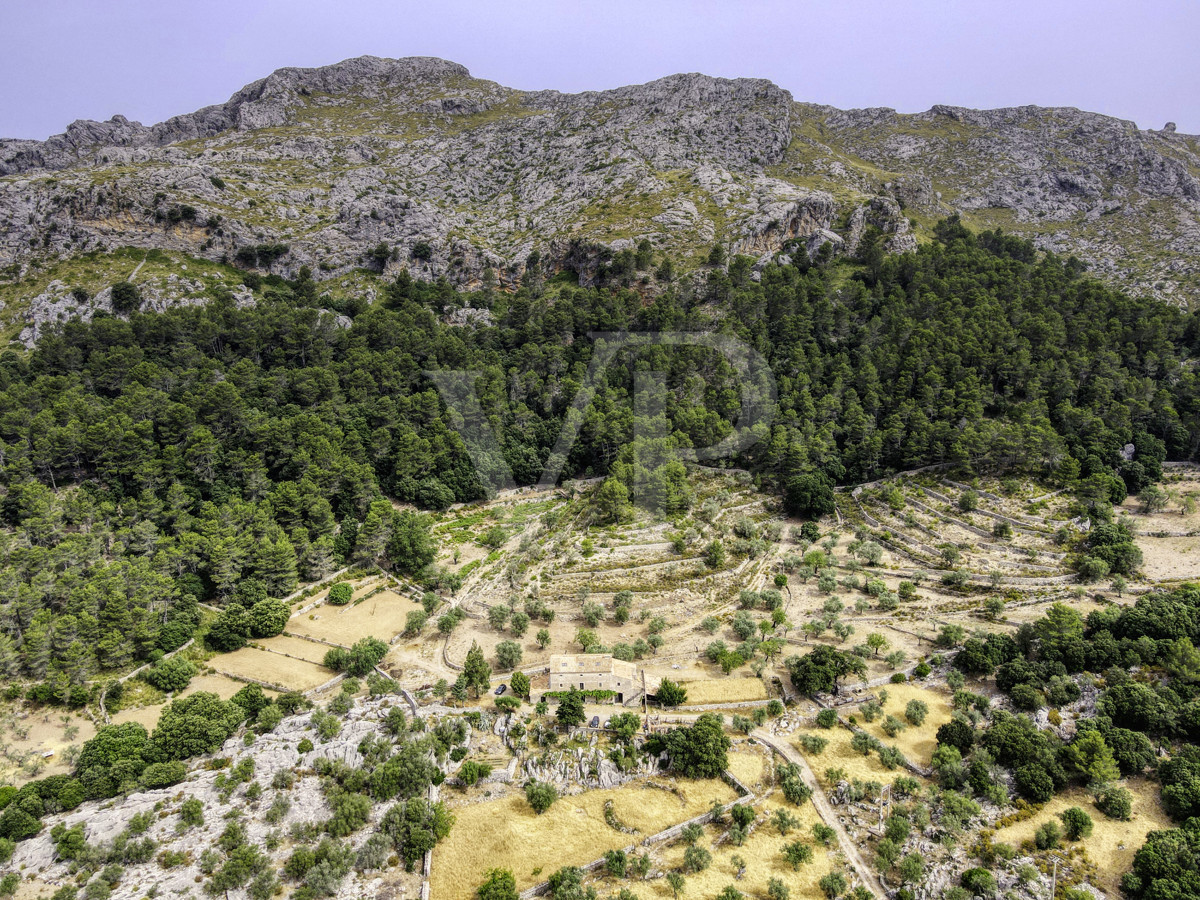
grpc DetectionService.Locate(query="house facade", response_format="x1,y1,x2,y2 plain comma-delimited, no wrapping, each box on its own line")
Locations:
548,654,660,703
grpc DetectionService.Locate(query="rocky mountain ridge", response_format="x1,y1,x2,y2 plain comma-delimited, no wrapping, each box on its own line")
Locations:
0,54,1198,340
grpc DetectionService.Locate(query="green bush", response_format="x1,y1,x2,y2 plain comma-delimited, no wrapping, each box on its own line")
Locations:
110,281,142,314
249,598,290,638
528,782,559,816
1034,820,1061,850
327,583,353,606
1096,787,1132,820
140,761,187,789
144,657,197,693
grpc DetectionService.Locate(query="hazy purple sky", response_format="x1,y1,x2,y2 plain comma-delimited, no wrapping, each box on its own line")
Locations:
2,0,1197,139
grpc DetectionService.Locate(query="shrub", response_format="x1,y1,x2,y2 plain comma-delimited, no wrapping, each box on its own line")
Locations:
494,640,522,670
144,657,197,693
730,804,755,828
458,761,492,787
961,868,996,897
140,761,187,789
476,869,517,900
323,637,388,677
798,734,828,755
249,598,290,638
682,845,711,873
179,797,204,827
1010,684,1043,710
904,700,928,726
110,281,142,314
778,765,813,805
818,872,847,899
325,791,371,836
1096,786,1132,820
781,841,813,870
816,709,838,729
327,583,352,606
877,747,905,770
525,781,557,814
1060,807,1094,841
604,849,627,878
1034,820,1061,850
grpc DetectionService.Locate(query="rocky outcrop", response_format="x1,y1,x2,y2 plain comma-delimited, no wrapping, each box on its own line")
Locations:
9,697,424,900
793,101,1200,303
522,741,667,791
0,57,471,175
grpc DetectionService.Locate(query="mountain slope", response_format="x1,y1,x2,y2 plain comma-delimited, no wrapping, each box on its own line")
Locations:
0,55,1198,344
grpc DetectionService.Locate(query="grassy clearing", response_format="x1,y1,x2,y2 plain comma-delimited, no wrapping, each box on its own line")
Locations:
628,794,836,900
793,726,897,784
210,647,330,690
726,750,767,790
859,683,953,767
990,783,1172,893
0,706,97,785
430,778,737,900
181,672,257,700
288,588,416,645
109,704,164,730
1135,535,1200,581
681,678,769,705
255,634,336,664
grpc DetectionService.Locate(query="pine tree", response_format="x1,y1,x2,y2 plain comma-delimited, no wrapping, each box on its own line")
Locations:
355,509,390,564
96,592,133,669
257,536,298,598
463,641,492,698
207,538,240,598
303,535,336,580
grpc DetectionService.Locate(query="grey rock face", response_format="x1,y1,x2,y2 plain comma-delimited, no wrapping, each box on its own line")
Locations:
0,54,1198,323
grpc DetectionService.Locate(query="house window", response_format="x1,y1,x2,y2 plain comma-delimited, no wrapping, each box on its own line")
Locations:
580,682,585,689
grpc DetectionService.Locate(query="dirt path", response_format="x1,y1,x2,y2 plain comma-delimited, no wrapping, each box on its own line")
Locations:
752,729,888,900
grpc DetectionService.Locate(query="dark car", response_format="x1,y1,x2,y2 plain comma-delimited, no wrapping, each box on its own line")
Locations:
589,715,600,728
494,684,507,695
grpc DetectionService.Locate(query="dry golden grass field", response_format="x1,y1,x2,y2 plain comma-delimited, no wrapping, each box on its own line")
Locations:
991,783,1172,894
253,634,332,664
182,672,256,700
681,678,769,705
1136,535,1200,581
209,647,330,690
859,683,953,768
287,588,415,645
430,777,737,900
636,794,836,900
793,725,898,785
726,749,768,790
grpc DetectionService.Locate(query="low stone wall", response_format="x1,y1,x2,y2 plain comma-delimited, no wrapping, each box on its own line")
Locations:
939,479,1004,503
304,672,346,696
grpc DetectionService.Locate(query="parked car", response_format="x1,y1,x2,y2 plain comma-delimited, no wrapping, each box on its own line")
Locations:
589,715,600,728
494,684,507,695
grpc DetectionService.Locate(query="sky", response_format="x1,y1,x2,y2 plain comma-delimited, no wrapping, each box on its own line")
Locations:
1,0,1198,140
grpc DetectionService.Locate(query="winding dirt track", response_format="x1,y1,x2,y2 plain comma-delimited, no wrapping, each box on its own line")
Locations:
752,729,888,900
